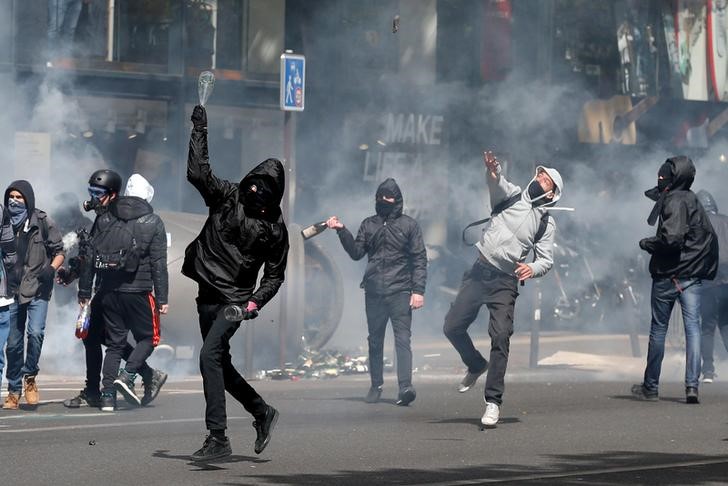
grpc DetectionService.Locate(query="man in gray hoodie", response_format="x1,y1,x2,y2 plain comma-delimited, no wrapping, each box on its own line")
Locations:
444,151,563,427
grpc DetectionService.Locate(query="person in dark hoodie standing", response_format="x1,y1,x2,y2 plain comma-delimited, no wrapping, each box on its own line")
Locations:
3,180,65,410
72,171,168,410
632,156,718,404
78,171,169,412
325,178,427,406
183,105,288,461
694,190,728,383
0,204,17,395
443,151,562,427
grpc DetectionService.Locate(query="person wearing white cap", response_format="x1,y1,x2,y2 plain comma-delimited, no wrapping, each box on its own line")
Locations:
444,151,563,427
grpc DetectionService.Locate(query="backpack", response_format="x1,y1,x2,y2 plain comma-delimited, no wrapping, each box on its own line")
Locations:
91,217,140,272
462,192,550,247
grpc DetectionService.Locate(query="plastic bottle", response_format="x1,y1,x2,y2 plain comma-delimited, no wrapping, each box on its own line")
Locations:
75,302,91,339
300,221,328,240
223,305,245,321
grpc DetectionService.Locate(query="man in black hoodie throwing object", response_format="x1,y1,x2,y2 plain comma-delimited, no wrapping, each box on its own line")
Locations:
183,105,289,461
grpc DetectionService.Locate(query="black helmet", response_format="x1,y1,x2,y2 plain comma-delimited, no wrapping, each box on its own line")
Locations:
88,169,122,194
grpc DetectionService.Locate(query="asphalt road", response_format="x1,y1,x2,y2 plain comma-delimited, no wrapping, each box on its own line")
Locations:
2,370,728,485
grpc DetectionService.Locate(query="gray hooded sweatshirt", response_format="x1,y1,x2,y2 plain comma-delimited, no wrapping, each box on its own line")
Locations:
475,165,563,279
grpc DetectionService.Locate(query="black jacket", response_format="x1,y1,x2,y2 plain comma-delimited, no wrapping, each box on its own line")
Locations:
79,197,169,304
182,127,289,306
640,156,718,280
4,180,65,304
337,178,427,296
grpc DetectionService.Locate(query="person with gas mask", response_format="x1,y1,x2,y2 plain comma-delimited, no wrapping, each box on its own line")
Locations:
633,156,718,404
183,105,288,461
67,170,167,410
2,180,65,410
325,178,427,406
443,151,562,427
695,190,728,383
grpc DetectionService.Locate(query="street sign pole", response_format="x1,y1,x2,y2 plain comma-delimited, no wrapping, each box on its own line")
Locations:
278,51,305,369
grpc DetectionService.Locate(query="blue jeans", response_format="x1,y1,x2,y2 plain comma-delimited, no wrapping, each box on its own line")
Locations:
0,305,10,391
6,299,49,393
643,278,702,392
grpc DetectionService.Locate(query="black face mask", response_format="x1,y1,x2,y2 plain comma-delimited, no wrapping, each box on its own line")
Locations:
657,163,673,192
376,200,395,217
527,180,551,207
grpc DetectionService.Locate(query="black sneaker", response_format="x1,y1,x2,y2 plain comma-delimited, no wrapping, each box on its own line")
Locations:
100,392,116,412
64,389,101,408
458,364,488,393
630,383,658,402
114,369,141,407
396,387,416,406
364,385,383,403
191,435,232,462
686,386,700,404
253,405,280,454
141,369,168,406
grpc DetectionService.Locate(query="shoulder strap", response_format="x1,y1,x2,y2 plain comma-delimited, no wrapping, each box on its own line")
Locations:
534,212,550,244
462,192,523,246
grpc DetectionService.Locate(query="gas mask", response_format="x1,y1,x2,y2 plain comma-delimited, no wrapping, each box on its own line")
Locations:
84,186,109,212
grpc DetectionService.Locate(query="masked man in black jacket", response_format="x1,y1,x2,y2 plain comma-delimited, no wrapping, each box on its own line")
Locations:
78,170,169,412
183,105,289,461
633,156,718,404
326,178,427,406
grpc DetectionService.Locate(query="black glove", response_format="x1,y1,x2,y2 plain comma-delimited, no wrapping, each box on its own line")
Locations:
191,105,207,129
56,267,74,285
40,264,56,284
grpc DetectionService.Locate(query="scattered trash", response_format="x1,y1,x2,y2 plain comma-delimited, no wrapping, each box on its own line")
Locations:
88,440,96,446
257,348,394,381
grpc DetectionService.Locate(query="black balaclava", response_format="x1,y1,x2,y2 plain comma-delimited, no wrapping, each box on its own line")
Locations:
657,162,673,193
242,176,275,219
375,187,397,217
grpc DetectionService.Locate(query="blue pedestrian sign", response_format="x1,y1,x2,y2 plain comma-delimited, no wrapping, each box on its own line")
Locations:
280,53,305,111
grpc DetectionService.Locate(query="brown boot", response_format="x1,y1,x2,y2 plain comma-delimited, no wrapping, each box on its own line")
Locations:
3,393,20,410
24,376,39,405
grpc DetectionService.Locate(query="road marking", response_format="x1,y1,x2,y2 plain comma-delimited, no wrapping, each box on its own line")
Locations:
433,457,728,485
0,416,245,434
0,412,106,420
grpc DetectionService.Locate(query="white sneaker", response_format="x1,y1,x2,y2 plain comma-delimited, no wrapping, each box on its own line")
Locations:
481,402,500,427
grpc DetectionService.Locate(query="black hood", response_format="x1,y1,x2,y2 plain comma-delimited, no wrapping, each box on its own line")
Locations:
110,195,153,221
645,156,696,226
4,179,36,214
696,189,718,214
375,178,403,218
239,158,285,221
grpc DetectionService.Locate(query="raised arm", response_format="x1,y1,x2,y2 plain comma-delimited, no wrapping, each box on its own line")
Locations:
484,151,521,208
187,105,235,208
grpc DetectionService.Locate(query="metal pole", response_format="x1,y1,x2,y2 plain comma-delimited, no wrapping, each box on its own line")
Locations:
529,280,542,368
106,0,115,62
278,109,293,369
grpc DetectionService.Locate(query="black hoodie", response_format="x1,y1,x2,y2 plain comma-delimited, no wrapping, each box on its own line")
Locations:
640,156,718,280
4,180,64,303
78,196,168,303
337,178,427,296
183,126,289,306
696,190,728,286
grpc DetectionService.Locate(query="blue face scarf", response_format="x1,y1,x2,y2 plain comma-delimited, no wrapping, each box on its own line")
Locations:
7,199,28,227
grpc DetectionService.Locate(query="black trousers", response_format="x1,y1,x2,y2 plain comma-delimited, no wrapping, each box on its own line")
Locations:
365,291,413,390
198,302,267,431
443,259,518,406
701,284,728,376
100,292,158,392
83,295,151,395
